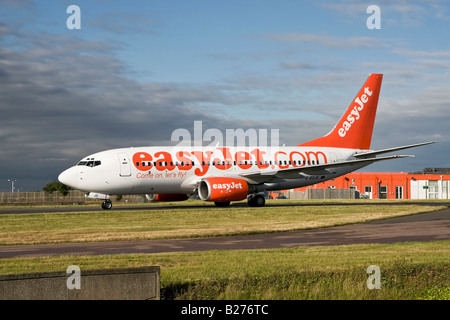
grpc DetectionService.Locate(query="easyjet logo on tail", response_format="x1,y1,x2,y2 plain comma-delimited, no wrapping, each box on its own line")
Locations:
338,86,373,137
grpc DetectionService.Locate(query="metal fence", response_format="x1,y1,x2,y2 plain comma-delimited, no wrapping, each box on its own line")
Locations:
0,191,145,206
288,188,358,200
0,188,358,206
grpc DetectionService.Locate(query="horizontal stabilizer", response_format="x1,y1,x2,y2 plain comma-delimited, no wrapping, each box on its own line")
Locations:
354,141,436,158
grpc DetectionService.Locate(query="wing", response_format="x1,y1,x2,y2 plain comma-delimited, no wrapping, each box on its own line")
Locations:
240,141,436,184
240,155,413,183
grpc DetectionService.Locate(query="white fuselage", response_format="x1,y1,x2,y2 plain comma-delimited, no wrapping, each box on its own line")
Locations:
58,145,365,196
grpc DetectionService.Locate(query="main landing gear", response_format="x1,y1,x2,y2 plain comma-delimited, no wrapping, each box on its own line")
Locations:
101,199,112,210
213,194,266,207
247,194,265,207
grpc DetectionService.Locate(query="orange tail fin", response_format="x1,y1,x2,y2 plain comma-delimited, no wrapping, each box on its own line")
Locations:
298,73,383,150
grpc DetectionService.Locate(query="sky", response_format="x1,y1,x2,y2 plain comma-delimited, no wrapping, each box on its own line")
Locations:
1,0,450,191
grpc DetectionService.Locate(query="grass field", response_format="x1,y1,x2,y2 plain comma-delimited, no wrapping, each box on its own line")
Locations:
0,201,445,245
0,201,449,300
1,241,449,299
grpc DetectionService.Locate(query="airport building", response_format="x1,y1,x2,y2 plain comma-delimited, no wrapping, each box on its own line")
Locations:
281,168,450,200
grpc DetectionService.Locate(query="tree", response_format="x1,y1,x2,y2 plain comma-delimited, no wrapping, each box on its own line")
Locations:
43,181,71,196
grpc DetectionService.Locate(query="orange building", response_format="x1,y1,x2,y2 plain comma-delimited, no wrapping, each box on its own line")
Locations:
288,169,450,200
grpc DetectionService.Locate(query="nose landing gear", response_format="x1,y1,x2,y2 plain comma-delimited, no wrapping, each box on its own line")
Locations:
85,192,112,210
101,199,112,210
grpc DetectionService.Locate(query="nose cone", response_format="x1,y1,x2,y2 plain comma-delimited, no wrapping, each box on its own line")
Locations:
58,168,75,188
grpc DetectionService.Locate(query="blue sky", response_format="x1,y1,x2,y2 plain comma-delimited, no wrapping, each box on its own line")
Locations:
1,0,450,191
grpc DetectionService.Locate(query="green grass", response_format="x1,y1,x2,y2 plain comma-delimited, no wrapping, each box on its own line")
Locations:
1,241,449,299
0,204,444,245
1,202,448,299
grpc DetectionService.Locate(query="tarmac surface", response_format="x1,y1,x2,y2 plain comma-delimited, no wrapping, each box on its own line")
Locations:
0,203,449,258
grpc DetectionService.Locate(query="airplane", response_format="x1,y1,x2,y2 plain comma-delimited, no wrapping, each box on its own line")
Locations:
58,73,435,209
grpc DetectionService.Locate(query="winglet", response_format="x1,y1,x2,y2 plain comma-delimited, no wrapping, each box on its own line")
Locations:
298,73,383,150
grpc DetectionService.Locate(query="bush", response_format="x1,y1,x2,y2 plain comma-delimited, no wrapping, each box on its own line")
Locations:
42,181,70,196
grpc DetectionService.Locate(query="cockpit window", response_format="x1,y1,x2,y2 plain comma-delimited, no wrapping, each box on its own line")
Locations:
77,160,101,167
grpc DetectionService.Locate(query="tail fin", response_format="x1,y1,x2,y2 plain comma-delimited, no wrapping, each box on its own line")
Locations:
298,73,383,150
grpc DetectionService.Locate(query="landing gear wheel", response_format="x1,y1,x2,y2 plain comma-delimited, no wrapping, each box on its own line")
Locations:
101,200,112,210
214,201,231,207
248,194,265,207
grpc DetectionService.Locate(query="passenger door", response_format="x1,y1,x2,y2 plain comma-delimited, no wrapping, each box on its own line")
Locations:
118,153,131,177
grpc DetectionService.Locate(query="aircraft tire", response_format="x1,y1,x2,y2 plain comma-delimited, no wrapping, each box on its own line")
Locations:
248,194,265,207
101,200,112,210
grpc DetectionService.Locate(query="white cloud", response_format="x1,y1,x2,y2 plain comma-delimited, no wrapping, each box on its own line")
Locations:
393,48,450,58
317,0,450,27
267,33,386,49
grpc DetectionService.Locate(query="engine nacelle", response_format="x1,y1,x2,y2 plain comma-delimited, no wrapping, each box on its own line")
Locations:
198,177,249,202
145,193,189,202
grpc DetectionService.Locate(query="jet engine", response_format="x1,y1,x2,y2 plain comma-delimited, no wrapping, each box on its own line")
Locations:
198,177,249,202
